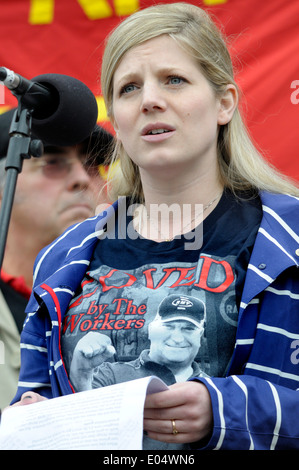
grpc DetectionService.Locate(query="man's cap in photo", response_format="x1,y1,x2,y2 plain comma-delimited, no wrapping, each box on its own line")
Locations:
156,294,206,328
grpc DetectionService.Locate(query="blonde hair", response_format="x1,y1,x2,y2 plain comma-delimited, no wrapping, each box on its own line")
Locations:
101,2,299,201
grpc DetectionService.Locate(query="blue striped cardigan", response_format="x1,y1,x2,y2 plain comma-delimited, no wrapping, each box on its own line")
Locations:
12,192,299,450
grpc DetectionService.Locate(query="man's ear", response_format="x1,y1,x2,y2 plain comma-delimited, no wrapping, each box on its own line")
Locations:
217,84,238,125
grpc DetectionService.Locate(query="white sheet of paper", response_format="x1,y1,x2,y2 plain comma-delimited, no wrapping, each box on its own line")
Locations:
0,376,168,450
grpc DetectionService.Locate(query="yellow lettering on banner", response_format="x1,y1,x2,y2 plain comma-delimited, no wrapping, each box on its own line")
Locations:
96,96,109,122
29,0,54,25
114,0,139,16
29,0,140,23
203,0,227,5
77,0,112,19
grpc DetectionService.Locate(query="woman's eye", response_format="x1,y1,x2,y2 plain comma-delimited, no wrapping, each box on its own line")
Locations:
120,83,137,95
168,76,185,85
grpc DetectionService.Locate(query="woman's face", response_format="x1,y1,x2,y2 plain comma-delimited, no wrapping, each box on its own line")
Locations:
111,35,234,181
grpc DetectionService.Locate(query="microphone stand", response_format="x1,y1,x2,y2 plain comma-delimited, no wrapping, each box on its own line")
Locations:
0,106,43,272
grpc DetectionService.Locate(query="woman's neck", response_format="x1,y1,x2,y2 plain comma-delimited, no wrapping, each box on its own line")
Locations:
141,171,223,211
135,170,224,242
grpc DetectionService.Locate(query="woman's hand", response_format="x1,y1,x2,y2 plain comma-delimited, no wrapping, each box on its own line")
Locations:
143,381,213,444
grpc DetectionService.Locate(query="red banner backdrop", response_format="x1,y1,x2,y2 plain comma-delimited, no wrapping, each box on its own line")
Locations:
0,0,298,181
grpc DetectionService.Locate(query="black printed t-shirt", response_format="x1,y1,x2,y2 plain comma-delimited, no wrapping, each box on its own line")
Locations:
61,189,262,450
61,190,262,383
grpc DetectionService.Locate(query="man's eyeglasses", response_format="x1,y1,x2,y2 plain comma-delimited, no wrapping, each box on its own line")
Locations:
33,155,100,179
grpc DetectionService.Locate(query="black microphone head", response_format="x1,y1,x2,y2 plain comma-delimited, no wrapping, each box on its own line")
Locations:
29,74,98,146
0,106,113,164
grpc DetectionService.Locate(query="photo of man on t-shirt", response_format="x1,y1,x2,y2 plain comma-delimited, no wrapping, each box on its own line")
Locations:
69,294,209,391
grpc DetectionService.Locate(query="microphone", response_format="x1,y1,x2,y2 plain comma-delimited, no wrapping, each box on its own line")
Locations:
0,67,98,146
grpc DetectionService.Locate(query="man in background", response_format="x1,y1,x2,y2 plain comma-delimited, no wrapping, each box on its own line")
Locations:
0,107,113,409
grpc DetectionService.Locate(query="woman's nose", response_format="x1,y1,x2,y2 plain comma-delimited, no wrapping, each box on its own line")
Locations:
140,83,167,113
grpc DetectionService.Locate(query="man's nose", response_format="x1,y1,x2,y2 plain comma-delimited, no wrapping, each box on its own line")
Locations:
66,159,92,191
170,328,185,343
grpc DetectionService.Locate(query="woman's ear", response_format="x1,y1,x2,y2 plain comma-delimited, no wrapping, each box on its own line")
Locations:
110,116,120,140
217,84,238,125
